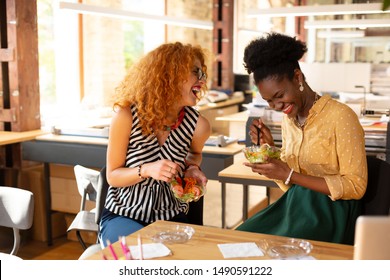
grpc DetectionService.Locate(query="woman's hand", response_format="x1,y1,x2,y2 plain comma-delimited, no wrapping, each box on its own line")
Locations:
185,166,208,187
248,118,274,146
143,159,179,182
243,158,290,182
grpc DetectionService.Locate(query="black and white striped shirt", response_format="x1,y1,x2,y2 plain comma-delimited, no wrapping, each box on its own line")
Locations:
104,105,200,223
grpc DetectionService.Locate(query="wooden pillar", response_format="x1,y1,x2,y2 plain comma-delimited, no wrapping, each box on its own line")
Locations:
1,0,40,181
212,0,234,92
0,0,40,132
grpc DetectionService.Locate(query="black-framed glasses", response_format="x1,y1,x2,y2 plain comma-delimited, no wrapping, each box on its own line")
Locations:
193,67,207,81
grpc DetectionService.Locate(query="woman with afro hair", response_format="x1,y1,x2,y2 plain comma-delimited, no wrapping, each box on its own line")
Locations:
99,42,211,246
237,33,367,245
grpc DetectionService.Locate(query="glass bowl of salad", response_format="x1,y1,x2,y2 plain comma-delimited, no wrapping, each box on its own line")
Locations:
170,177,205,203
242,144,281,163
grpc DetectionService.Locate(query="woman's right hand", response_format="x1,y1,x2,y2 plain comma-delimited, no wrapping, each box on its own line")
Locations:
142,159,179,182
249,118,274,146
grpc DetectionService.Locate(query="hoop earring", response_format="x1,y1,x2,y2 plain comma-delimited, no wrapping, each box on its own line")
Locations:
299,82,304,92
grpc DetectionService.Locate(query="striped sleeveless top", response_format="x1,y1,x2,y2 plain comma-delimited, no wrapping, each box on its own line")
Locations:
104,105,200,224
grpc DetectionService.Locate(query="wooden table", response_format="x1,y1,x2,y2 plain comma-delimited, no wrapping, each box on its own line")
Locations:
86,220,353,260
0,129,46,145
22,134,244,180
218,160,278,228
196,94,244,112
21,134,244,246
215,110,249,140
0,129,47,183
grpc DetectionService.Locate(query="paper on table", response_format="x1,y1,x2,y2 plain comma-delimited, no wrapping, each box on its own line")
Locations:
128,243,171,259
217,242,264,258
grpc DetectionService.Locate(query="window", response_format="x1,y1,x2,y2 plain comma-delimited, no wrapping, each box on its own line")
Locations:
37,0,212,128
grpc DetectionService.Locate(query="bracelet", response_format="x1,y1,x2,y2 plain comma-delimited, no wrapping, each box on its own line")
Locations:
284,168,294,185
185,163,201,172
138,164,146,179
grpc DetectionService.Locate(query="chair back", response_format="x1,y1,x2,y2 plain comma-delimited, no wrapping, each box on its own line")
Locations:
0,186,34,255
354,215,390,259
77,166,109,260
74,165,100,210
362,156,390,215
95,166,109,225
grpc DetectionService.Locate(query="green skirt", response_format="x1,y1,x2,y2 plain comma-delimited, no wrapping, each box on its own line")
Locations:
236,185,361,245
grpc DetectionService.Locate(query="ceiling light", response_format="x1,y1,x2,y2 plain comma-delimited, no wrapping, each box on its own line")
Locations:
305,19,390,29
59,1,213,30
247,3,389,18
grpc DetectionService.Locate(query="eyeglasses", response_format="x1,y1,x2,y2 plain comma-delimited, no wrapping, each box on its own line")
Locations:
193,67,207,81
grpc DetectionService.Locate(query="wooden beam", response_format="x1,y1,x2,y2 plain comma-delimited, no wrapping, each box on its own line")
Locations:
212,0,234,92
0,48,15,61
4,0,40,132
0,108,16,122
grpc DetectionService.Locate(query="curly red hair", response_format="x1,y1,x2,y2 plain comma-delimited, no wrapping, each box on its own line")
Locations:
113,42,209,134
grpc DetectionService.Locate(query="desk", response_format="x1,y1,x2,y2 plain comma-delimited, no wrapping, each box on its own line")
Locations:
22,134,244,179
215,110,249,140
218,160,278,228
196,94,244,112
86,220,353,260
197,95,245,136
0,130,46,146
1,129,46,184
217,110,389,161
21,134,244,245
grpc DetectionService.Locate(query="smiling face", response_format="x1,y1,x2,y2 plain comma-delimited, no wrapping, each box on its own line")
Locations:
257,70,305,119
180,58,207,107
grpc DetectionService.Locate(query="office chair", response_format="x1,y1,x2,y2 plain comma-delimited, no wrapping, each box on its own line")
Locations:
361,156,390,215
78,166,109,260
353,215,390,260
67,165,100,250
0,186,34,255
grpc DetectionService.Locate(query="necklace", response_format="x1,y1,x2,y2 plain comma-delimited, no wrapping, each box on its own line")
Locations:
163,108,185,131
294,93,320,129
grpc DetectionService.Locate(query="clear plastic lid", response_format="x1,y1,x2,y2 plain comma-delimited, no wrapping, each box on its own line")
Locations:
259,238,313,259
151,225,195,244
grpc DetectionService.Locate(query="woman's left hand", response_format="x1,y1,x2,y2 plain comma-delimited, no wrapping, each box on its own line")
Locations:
185,166,208,187
243,158,291,182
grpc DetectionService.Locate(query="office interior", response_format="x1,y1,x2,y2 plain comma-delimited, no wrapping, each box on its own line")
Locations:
0,0,390,260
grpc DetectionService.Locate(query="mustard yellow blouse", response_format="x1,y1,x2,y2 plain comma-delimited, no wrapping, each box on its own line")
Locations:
276,94,367,200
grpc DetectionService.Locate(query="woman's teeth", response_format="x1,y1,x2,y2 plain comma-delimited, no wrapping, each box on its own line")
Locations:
283,104,293,114
192,88,200,95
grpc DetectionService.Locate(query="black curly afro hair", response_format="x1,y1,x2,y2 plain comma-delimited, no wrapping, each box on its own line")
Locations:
243,32,307,84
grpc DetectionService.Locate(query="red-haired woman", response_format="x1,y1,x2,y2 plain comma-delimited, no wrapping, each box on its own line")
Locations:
99,42,211,247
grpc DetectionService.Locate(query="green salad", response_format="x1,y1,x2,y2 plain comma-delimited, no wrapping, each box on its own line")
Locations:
243,144,281,163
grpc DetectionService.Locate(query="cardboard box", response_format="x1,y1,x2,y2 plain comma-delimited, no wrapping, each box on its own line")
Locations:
17,163,98,242
50,164,96,214
19,165,68,242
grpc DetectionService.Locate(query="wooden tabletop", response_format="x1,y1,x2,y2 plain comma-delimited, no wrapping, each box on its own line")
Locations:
35,133,108,146
86,220,353,260
202,142,244,155
196,94,244,112
0,129,47,145
219,158,272,181
34,133,244,155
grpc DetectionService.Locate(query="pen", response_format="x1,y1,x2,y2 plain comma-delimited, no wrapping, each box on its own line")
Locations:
138,234,144,260
120,236,132,260
106,240,118,260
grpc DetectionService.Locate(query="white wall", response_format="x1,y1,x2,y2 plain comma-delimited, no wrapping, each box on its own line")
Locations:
300,62,371,93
